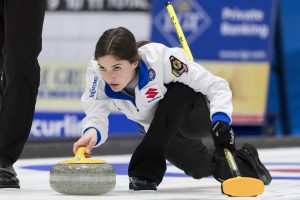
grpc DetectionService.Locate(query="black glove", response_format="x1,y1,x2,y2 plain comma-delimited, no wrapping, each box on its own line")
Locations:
210,120,236,152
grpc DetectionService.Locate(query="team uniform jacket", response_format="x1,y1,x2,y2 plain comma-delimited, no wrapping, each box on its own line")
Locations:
81,43,233,147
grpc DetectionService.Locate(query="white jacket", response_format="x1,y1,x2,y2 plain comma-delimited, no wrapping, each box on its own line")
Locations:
81,43,233,146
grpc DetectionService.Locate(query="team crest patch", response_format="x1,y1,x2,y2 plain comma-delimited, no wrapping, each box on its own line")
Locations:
148,68,156,81
169,56,188,77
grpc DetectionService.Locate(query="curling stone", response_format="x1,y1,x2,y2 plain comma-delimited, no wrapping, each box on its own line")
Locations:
49,147,116,195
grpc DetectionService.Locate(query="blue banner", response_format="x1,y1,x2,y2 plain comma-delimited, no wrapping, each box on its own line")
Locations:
151,0,276,62
29,111,139,139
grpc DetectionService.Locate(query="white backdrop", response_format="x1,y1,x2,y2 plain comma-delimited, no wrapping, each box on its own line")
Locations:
39,11,151,62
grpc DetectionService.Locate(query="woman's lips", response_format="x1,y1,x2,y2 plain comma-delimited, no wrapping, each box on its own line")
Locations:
109,84,120,89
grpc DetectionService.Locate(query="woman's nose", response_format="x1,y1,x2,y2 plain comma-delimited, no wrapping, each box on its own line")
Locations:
106,73,116,83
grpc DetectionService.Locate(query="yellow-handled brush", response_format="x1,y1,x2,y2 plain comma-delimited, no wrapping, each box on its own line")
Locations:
165,1,264,197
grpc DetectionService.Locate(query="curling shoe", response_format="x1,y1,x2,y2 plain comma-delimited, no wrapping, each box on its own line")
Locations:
0,159,20,189
129,177,157,191
239,143,272,185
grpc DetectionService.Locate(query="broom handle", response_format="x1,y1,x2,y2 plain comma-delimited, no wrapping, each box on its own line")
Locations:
165,2,194,61
224,148,241,177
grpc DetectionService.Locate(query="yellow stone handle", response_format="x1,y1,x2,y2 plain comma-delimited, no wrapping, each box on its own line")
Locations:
59,147,106,164
74,147,88,161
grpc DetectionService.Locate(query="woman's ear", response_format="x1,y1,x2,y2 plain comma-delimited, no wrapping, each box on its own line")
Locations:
132,61,138,69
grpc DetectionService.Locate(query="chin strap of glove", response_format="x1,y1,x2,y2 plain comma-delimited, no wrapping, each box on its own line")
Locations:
210,120,236,152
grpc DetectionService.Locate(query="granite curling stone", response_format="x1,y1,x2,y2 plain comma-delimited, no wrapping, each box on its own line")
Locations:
49,147,116,195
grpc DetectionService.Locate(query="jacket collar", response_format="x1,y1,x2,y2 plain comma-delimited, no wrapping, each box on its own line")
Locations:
137,59,149,90
104,59,149,102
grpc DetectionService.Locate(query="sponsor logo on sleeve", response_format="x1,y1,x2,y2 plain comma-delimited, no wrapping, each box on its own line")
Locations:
145,88,159,99
141,84,163,104
89,76,99,98
148,68,156,81
169,56,188,77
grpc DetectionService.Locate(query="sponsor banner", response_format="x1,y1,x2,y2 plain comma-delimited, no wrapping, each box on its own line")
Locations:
151,0,276,125
29,111,139,139
151,0,276,62
46,0,151,12
200,61,270,125
36,62,86,111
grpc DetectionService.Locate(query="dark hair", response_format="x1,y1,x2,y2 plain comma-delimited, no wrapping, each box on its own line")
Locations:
136,41,150,48
94,27,140,63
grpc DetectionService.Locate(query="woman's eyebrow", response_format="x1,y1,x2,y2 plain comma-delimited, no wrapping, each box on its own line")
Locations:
98,63,121,68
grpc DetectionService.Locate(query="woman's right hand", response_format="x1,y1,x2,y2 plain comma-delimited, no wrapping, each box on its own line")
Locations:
73,128,98,157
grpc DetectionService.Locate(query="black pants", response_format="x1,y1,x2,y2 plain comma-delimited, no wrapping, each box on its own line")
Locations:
0,0,46,163
128,83,213,185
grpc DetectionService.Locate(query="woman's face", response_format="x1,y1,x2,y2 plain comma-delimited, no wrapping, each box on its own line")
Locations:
97,55,138,92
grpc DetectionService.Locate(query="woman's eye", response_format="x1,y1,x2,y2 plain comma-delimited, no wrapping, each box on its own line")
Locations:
99,66,106,71
114,66,121,71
